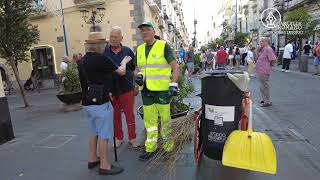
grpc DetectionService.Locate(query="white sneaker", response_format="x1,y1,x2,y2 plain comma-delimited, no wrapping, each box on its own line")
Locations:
285,70,290,72
114,139,123,148
129,139,140,148
281,69,285,72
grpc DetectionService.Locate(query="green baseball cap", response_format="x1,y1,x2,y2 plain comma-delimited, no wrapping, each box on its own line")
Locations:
138,21,154,29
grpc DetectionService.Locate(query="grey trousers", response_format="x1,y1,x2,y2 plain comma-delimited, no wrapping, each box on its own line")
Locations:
258,74,271,103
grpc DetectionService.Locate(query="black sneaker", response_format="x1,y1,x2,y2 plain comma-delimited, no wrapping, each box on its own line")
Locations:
139,151,156,161
99,165,124,175
260,102,272,107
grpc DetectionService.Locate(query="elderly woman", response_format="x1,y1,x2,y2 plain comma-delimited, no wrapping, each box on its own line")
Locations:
78,32,131,175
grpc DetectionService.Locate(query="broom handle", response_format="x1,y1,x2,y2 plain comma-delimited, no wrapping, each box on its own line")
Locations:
248,99,253,131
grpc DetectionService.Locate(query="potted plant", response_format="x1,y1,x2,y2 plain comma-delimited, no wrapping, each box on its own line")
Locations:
56,62,82,106
193,53,201,74
138,65,194,119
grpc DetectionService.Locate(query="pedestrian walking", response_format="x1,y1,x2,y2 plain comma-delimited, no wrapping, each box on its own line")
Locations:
72,53,79,63
313,42,320,75
185,46,194,80
246,47,255,76
228,47,234,66
235,47,241,68
78,53,83,60
178,46,186,64
59,56,69,84
303,41,312,56
103,26,138,148
78,32,131,175
271,43,276,54
206,49,214,70
134,21,180,161
255,37,277,107
60,56,69,72
240,46,246,66
200,51,207,71
216,46,227,68
282,40,294,72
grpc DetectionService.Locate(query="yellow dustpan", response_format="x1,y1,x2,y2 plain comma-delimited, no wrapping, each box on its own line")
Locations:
222,99,277,174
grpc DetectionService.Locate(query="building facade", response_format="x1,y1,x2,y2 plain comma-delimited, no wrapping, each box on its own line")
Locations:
1,0,189,90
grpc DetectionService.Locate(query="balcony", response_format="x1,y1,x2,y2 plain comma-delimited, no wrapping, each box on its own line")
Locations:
30,1,48,19
73,0,106,8
251,3,258,9
173,3,178,10
146,0,161,15
287,0,308,10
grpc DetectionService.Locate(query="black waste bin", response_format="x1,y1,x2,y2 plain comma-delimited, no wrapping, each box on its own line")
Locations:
201,69,244,160
0,97,14,145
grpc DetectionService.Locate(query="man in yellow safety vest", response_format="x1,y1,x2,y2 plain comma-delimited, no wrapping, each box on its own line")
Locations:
134,22,180,161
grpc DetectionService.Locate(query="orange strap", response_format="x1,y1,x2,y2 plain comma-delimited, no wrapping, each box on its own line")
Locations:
241,92,251,130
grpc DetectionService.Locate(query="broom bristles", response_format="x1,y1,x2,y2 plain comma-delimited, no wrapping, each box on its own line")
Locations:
141,112,196,180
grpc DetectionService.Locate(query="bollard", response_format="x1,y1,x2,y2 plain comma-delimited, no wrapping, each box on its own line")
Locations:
0,73,15,145
300,55,309,72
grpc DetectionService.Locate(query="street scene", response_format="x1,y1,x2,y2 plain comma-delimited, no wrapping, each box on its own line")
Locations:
1,0,320,180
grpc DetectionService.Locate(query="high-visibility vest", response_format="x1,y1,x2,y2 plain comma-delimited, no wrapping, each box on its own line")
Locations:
137,40,171,91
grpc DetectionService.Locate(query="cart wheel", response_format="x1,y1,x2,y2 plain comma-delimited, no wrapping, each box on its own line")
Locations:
194,111,203,166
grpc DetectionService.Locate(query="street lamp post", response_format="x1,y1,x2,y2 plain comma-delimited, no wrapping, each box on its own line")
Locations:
59,0,69,56
80,7,106,32
235,0,238,33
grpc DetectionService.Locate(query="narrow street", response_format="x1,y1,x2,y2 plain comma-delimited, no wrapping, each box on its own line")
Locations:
1,70,320,180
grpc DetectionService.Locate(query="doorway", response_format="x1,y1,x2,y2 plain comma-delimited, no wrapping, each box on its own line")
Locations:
30,46,55,80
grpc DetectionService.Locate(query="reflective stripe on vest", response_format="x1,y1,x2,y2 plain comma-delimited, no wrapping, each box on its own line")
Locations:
137,40,171,91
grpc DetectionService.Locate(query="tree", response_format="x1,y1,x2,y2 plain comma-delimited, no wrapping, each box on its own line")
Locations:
0,0,40,107
234,32,249,47
215,35,225,47
284,7,317,69
206,41,217,50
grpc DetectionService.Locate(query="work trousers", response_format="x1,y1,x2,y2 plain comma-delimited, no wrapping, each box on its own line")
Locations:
142,91,173,152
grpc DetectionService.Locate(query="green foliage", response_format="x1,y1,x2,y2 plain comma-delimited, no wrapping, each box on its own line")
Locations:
200,45,207,52
0,0,40,63
285,7,317,39
215,35,225,47
63,62,82,94
207,41,217,50
193,53,201,74
193,54,201,66
170,64,195,113
234,32,249,47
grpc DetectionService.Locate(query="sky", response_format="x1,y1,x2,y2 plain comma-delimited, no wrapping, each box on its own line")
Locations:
182,0,249,46
182,0,223,45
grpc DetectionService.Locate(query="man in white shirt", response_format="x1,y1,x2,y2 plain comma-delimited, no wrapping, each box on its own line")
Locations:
282,41,293,72
60,56,69,83
60,56,69,71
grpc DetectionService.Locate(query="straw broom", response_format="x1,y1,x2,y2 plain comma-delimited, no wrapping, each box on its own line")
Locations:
141,112,196,180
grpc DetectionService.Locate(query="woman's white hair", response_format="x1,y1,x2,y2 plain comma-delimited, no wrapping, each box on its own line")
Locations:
85,42,106,54
260,37,270,44
110,26,123,36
